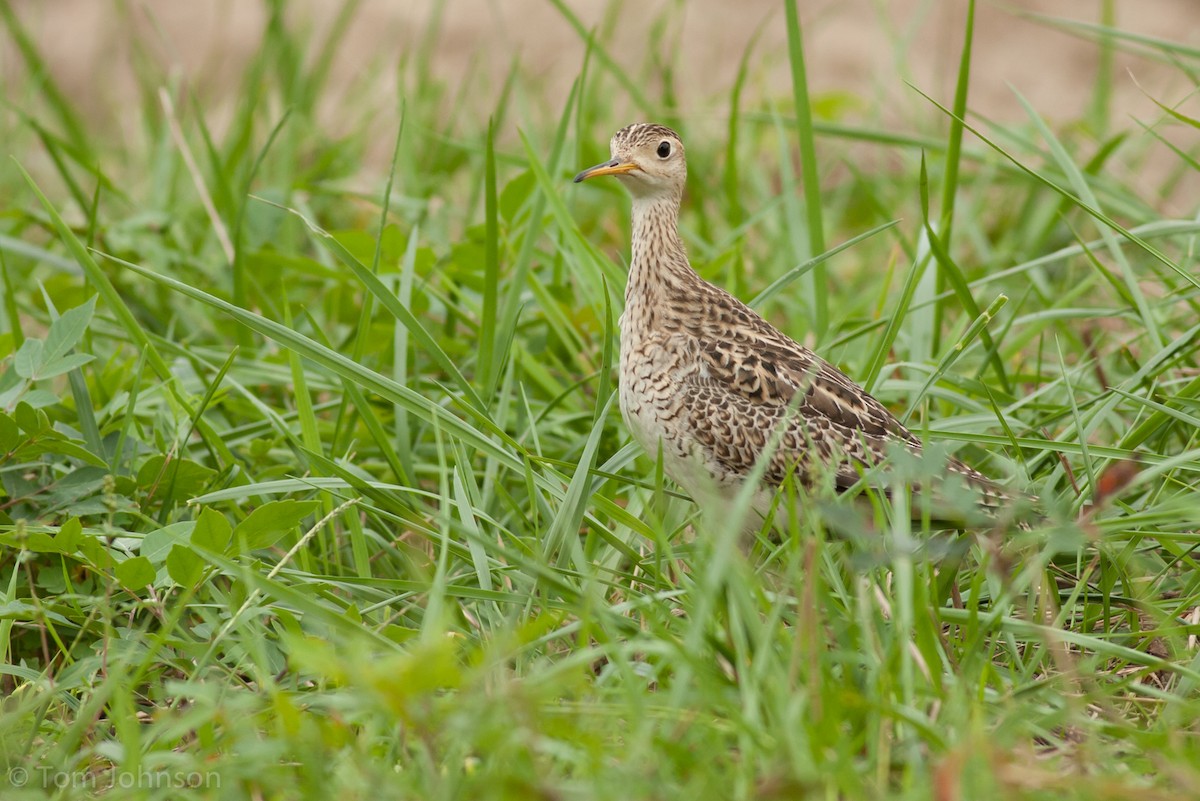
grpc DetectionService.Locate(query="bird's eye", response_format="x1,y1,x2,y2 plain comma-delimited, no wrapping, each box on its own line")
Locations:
656,141,671,159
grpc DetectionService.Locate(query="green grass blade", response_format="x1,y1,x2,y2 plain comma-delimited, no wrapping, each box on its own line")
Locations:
748,220,899,309
910,84,1198,292
17,162,172,380
479,116,501,395
108,252,522,472
278,202,488,413
783,0,827,337
931,0,975,350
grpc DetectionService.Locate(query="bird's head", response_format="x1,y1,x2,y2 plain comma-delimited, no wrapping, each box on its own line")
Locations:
574,123,686,199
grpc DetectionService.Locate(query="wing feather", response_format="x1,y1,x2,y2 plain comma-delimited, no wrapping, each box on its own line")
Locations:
684,283,1007,505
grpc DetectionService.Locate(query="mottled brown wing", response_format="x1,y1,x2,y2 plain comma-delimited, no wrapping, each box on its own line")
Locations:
687,289,1007,505
685,352,912,489
683,370,906,493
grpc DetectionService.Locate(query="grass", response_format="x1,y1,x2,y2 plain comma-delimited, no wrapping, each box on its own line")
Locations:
2,1,1200,798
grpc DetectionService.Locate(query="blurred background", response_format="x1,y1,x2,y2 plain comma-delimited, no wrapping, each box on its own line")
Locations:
7,1,1197,193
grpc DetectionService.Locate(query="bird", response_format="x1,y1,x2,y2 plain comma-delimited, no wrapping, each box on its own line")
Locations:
574,122,1013,530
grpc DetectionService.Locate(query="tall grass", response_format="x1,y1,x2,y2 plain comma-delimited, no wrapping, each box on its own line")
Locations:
1,2,1199,799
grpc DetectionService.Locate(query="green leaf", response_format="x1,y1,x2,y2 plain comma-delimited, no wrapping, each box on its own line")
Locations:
136,455,218,504
233,499,320,551
54,517,83,553
32,437,108,467
193,507,233,552
141,522,197,564
0,412,19,451
114,556,156,591
498,170,535,223
42,296,96,365
0,599,73,627
166,545,204,587
0,531,58,552
34,352,94,380
74,529,113,568
13,401,48,434
12,338,43,379
15,389,58,409
165,508,232,586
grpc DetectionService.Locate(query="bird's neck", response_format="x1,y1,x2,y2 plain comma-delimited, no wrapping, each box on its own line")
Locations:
626,193,695,317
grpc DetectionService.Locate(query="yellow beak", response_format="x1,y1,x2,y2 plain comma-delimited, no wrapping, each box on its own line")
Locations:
573,159,639,183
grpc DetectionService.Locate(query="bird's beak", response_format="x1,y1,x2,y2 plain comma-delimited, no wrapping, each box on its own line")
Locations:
573,159,639,183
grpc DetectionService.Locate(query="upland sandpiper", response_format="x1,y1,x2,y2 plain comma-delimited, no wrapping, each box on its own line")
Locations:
575,122,1009,526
